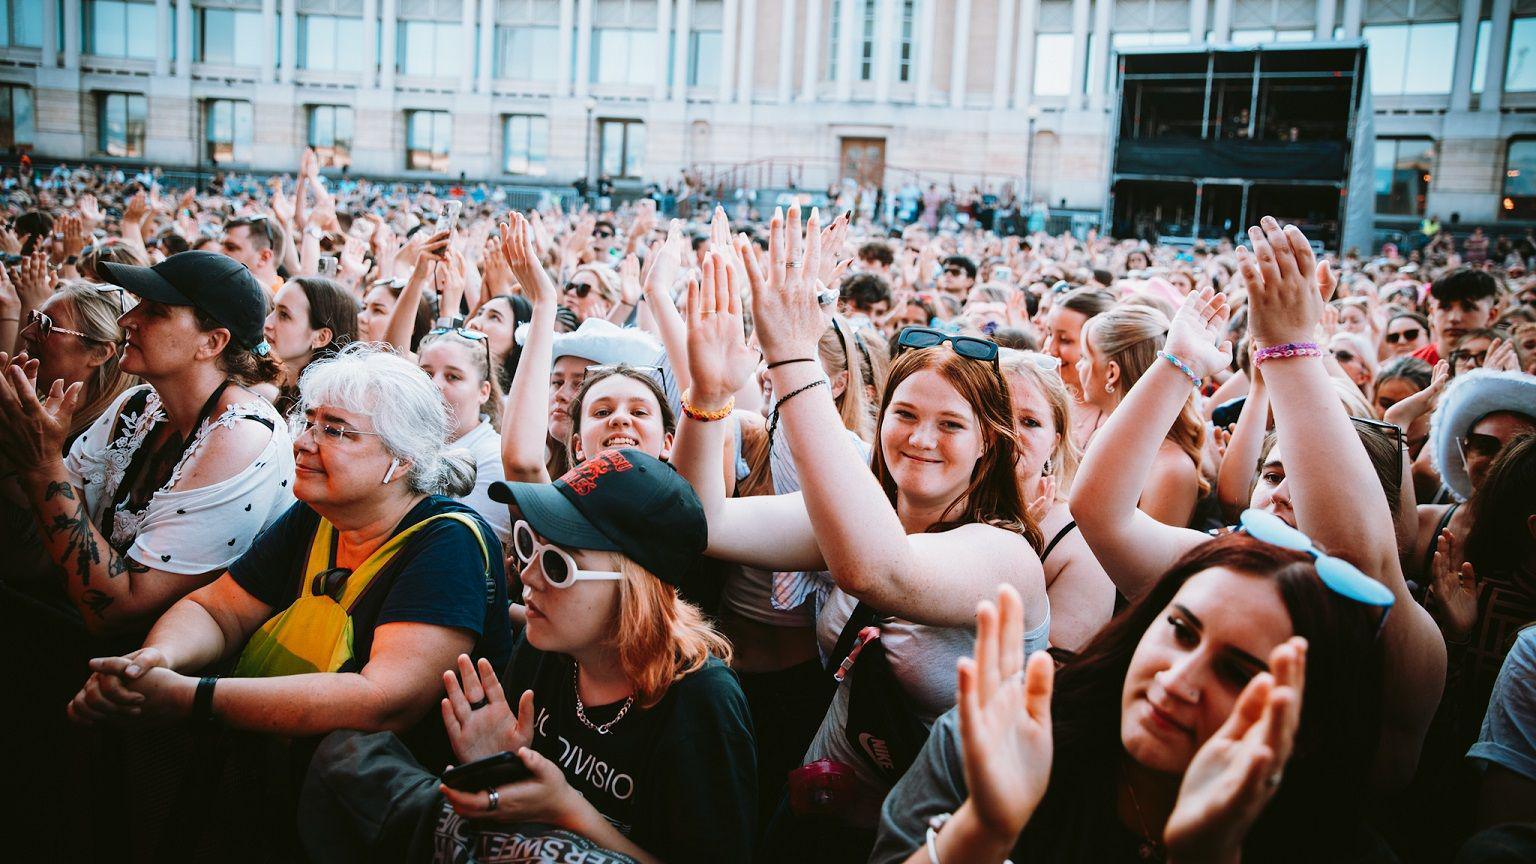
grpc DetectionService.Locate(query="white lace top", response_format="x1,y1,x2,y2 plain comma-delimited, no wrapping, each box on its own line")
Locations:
65,385,296,575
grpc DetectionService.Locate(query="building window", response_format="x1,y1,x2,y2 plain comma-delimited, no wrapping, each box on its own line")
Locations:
1374,138,1433,217
503,114,548,175
495,25,559,80
85,0,156,58
1504,139,1536,220
398,20,461,77
97,92,146,157
0,84,33,150
205,98,253,165
592,28,657,84
406,109,451,171
0,0,42,48
1035,32,1074,96
829,0,878,81
197,7,266,66
1507,17,1536,93
859,0,876,79
300,15,366,72
308,105,353,168
1363,22,1458,95
599,118,644,178
689,29,721,87
897,0,915,82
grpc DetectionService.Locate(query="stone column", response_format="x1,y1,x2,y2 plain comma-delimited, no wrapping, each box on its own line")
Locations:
459,0,476,91
1450,0,1480,111
654,0,672,99
478,0,495,92
156,0,172,76
1014,0,1037,104
1212,0,1232,41
1068,0,1089,103
176,0,192,76
63,0,80,68
41,0,56,68
1189,0,1206,42
1087,0,1112,110
1314,0,1336,40
1340,0,1361,39
737,0,756,102
379,0,397,90
1483,0,1513,112
949,0,971,108
281,0,297,82
671,0,692,100
874,0,897,102
719,0,739,101
778,0,798,102
994,0,1017,109
915,0,936,104
261,0,278,82
362,0,378,87
836,0,858,101
574,0,592,98
802,0,823,101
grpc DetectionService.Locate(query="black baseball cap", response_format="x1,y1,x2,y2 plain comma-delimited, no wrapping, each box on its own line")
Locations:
488,448,706,585
99,250,270,352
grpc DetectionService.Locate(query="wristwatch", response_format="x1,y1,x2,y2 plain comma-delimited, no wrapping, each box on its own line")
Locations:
435,315,463,329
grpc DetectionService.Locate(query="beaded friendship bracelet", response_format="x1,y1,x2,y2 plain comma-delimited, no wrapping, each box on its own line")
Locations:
1158,351,1201,387
1253,341,1323,366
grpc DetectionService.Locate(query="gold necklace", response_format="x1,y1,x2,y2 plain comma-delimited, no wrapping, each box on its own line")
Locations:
1125,779,1165,861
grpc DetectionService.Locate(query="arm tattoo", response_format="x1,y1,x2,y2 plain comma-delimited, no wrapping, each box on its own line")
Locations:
43,499,103,585
108,552,150,580
81,589,115,619
43,481,76,502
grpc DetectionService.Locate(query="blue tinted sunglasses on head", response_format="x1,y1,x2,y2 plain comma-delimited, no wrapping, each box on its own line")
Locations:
897,325,999,365
1238,509,1395,633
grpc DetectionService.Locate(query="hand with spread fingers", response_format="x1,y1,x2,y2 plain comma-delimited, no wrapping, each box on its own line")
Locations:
1165,637,1307,861
441,653,535,766
0,360,81,474
743,204,828,365
501,213,558,308
1428,529,1480,644
956,584,1056,843
1235,216,1331,348
685,250,760,410
1164,286,1234,381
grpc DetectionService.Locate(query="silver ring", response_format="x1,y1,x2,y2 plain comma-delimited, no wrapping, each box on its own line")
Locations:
486,789,500,811
786,260,802,269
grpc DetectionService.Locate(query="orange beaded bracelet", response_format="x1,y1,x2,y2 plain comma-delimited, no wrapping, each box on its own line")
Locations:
681,390,735,422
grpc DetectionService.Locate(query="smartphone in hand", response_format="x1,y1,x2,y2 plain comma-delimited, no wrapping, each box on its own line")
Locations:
440,200,464,234
441,750,534,791
317,255,339,277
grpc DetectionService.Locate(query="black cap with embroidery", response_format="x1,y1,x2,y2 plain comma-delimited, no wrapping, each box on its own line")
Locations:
100,250,271,353
488,449,706,585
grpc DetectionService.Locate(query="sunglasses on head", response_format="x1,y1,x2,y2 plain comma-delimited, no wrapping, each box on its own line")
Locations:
896,326,999,365
426,326,493,371
1352,415,1404,487
1238,509,1395,633
512,520,623,588
582,363,663,382
1384,328,1421,344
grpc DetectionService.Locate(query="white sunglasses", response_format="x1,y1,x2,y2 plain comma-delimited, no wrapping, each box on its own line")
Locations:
512,520,622,588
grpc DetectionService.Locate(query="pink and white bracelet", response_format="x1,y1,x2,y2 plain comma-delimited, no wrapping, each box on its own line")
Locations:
1253,341,1323,366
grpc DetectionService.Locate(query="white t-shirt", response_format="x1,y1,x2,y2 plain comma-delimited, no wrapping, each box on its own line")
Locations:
451,418,511,547
64,384,295,575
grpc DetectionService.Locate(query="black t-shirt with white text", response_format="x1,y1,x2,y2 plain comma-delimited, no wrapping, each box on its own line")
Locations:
497,635,757,863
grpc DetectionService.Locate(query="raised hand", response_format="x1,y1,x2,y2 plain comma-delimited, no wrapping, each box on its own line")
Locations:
0,362,82,471
618,254,642,307
1236,217,1327,347
440,654,535,765
685,249,760,408
78,194,104,229
502,214,557,307
743,205,828,365
16,251,55,312
1026,475,1058,525
817,211,851,290
339,235,369,285
643,221,687,302
59,214,86,260
1427,529,1479,643
1164,286,1233,380
482,236,513,297
1485,337,1520,373
1165,637,1306,860
956,584,1056,842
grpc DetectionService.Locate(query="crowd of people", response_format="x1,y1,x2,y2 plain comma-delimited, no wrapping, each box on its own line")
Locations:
2,154,1535,864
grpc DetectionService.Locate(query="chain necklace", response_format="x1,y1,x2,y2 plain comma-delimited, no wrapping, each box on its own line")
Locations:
571,663,634,736
1125,779,1165,861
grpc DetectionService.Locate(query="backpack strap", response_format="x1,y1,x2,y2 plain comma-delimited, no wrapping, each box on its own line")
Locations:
336,512,491,612
302,518,339,598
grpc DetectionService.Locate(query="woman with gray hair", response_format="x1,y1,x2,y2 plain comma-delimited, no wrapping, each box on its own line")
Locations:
66,342,514,776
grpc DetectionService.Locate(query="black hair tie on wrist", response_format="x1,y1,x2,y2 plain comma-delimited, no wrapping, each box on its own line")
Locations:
766,357,816,370
766,378,830,442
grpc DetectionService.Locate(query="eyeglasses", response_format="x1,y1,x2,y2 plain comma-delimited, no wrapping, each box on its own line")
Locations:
1384,328,1421,344
311,566,353,600
288,414,387,445
593,227,616,239
1450,349,1488,368
942,266,968,279
1237,509,1395,632
21,309,99,342
896,326,1000,366
426,326,494,372
512,520,623,588
563,281,593,299
1457,432,1504,463
1331,348,1357,363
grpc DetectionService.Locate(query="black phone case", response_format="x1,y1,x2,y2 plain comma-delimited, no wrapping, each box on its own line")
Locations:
441,751,534,791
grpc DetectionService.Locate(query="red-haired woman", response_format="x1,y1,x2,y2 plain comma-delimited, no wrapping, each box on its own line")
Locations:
672,205,1049,859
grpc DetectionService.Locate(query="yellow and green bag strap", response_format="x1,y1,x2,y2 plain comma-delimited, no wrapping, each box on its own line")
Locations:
304,512,493,612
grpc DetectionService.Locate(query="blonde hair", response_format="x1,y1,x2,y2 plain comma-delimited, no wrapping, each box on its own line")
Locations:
419,330,504,428
822,319,873,441
1083,305,1209,494
610,557,733,708
999,350,1081,497
51,280,140,442
572,264,621,306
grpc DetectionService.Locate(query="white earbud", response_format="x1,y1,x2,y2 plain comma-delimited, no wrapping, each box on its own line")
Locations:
381,457,401,484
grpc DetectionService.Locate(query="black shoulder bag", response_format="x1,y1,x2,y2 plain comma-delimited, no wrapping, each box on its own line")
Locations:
830,601,932,785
